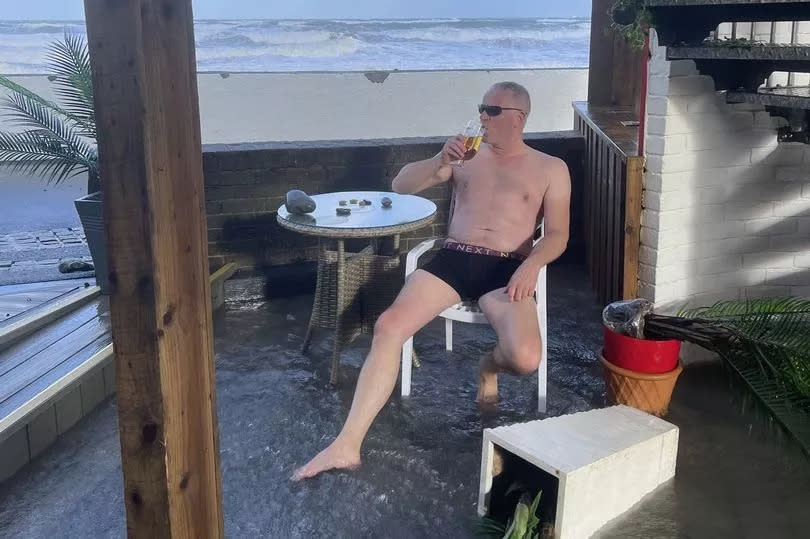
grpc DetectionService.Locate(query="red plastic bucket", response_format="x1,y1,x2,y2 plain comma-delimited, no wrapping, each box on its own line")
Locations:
603,326,680,374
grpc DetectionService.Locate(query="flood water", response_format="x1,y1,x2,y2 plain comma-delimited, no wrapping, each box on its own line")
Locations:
1,265,808,537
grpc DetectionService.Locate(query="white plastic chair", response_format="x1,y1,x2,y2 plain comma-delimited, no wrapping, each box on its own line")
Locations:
400,223,548,412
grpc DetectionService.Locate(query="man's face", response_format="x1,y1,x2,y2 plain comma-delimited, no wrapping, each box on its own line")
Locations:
479,89,526,144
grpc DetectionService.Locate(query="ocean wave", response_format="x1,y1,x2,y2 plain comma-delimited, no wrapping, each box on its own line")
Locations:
375,25,590,43
0,21,82,34
196,35,361,60
198,29,345,48
0,18,590,73
332,18,461,25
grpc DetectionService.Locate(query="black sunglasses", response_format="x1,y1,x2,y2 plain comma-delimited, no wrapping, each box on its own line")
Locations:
478,104,524,116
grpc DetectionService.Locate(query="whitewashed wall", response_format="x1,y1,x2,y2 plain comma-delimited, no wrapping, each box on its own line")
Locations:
1,69,587,143
640,30,810,312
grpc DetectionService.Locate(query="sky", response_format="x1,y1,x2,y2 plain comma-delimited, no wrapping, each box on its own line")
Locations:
3,0,592,20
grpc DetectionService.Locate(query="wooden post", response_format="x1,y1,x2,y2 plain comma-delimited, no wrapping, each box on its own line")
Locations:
588,0,644,111
622,157,644,300
83,1,224,537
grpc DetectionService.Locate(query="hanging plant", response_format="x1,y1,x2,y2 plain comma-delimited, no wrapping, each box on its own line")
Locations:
607,0,652,51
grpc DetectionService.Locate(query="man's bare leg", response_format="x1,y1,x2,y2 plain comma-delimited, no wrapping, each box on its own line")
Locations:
477,287,541,403
292,270,460,480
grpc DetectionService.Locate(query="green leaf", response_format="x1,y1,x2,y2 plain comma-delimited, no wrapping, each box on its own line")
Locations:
45,33,95,139
0,33,98,185
509,503,529,539
651,297,810,398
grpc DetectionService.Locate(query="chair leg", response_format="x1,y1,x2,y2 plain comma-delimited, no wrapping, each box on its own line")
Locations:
537,355,547,413
445,318,453,351
401,337,413,397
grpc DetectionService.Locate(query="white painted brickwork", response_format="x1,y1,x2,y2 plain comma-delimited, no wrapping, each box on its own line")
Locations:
640,30,810,312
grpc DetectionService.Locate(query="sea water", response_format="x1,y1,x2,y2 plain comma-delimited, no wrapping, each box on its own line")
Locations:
0,17,590,73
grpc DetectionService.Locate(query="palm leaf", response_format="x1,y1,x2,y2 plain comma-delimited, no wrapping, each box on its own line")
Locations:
45,33,95,139
0,130,92,182
648,297,810,397
3,92,95,161
0,74,72,121
0,92,96,183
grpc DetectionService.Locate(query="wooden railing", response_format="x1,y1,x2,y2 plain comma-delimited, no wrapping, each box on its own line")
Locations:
573,102,644,305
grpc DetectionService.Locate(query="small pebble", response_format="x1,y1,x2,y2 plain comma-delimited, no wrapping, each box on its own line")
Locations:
339,200,347,206
358,201,366,207
349,198,358,204
381,196,393,208
336,207,351,215
363,199,372,205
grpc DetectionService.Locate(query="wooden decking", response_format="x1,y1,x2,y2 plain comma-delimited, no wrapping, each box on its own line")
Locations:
0,266,236,482
0,296,111,431
0,280,113,482
0,280,89,323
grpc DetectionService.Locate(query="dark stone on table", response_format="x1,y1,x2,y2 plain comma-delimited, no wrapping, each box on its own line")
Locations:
336,208,351,216
285,190,317,214
381,196,392,208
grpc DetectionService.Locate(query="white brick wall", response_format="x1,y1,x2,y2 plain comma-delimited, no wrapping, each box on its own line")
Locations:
640,30,810,313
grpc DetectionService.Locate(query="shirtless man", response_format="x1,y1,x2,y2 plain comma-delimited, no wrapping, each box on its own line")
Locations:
292,82,571,481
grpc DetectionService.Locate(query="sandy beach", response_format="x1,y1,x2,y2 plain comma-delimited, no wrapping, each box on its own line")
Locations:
3,69,587,143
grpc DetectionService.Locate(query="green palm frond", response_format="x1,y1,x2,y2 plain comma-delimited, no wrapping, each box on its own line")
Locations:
0,33,98,185
45,33,95,139
0,93,96,182
0,130,93,182
647,297,810,398
0,74,72,121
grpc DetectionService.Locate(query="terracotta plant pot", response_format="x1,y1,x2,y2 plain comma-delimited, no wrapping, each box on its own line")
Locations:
603,326,680,374
600,354,683,416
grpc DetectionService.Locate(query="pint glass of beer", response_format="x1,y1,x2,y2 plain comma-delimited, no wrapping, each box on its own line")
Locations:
456,119,483,166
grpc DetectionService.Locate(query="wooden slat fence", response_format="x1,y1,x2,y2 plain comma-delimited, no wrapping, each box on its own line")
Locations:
574,109,643,305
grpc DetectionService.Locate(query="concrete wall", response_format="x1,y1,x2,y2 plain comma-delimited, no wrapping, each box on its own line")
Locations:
639,30,810,312
2,69,588,143
202,132,585,287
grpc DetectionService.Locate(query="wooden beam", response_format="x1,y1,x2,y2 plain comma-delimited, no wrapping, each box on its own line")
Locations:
622,157,644,300
83,0,223,537
588,0,644,110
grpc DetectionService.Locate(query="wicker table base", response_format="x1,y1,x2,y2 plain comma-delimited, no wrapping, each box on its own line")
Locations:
301,238,403,384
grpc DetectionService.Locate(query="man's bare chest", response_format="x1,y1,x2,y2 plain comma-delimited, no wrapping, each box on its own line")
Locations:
454,165,545,210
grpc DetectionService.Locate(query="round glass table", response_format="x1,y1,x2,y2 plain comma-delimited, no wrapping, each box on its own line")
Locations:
277,191,437,383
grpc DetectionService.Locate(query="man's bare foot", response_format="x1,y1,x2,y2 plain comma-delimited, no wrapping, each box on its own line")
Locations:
477,353,499,404
291,439,361,481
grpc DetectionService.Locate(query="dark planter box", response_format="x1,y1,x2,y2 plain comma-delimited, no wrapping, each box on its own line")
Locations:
74,191,110,294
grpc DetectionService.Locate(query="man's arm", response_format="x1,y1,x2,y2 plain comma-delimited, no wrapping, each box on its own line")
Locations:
505,158,571,302
391,135,466,194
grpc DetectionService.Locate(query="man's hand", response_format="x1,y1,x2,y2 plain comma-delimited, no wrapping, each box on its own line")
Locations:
505,259,541,302
440,135,467,166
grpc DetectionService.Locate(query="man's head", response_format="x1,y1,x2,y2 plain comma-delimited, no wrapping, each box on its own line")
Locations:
479,82,531,146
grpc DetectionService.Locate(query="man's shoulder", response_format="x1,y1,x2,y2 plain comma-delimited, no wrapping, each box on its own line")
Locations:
524,148,569,178
525,147,566,166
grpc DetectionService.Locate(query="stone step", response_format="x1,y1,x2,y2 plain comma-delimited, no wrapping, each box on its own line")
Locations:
646,1,810,46
727,86,810,110
666,45,810,92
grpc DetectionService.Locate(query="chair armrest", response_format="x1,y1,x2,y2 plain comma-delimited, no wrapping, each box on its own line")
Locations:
405,238,443,275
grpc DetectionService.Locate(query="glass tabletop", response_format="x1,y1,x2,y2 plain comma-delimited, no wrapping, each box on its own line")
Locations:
277,191,437,238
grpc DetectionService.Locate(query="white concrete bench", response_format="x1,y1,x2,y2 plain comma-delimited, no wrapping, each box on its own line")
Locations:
478,405,679,538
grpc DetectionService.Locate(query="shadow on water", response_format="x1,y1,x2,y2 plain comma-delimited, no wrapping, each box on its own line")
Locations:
0,265,808,537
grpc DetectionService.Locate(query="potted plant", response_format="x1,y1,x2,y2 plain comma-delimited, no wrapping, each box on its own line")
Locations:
0,34,108,292
607,0,652,51
601,297,810,418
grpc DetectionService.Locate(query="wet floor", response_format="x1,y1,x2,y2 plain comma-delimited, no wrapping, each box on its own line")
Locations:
1,264,808,538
